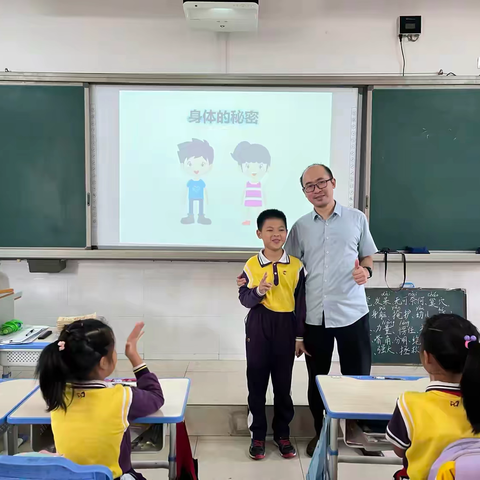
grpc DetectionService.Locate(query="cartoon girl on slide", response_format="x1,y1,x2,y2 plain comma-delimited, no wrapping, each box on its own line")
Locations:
231,141,271,226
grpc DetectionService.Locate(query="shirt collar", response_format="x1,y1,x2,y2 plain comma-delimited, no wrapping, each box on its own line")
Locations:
311,201,342,220
69,380,113,389
258,249,290,267
426,381,461,393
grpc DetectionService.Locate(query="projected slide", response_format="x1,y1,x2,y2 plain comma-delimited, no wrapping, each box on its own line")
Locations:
93,86,358,249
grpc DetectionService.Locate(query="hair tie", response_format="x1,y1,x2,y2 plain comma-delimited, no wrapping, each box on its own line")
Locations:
58,341,66,351
464,335,477,349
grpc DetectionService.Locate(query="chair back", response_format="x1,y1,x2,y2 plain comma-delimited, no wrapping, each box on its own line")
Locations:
0,455,113,480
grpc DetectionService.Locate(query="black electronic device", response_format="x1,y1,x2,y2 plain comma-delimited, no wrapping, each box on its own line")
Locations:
399,16,421,36
38,330,53,340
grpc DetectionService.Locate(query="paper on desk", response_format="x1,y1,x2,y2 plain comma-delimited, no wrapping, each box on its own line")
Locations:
0,325,49,345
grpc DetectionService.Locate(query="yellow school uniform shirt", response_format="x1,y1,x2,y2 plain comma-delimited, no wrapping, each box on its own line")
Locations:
52,382,132,479
386,382,480,480
242,250,305,313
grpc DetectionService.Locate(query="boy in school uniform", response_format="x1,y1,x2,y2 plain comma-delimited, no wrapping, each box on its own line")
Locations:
238,209,307,460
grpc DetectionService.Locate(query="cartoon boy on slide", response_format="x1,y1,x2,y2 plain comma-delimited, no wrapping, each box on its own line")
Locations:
177,139,214,225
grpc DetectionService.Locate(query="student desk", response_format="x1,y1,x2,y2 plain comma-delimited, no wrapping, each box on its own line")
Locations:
0,379,39,454
0,333,57,379
7,377,190,480
316,375,430,480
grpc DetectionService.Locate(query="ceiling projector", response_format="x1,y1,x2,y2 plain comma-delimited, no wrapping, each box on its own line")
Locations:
183,1,259,32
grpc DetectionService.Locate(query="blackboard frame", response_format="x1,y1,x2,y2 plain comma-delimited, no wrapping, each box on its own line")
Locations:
0,73,480,260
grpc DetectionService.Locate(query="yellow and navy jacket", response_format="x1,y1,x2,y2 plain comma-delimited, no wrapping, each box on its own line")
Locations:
239,250,306,339
51,364,164,480
386,381,480,480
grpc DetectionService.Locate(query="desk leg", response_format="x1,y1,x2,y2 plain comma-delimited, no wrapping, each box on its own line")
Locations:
328,418,339,480
2,366,12,379
168,424,177,480
7,425,19,455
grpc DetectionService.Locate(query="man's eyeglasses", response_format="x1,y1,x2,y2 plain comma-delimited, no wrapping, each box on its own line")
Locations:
303,178,333,193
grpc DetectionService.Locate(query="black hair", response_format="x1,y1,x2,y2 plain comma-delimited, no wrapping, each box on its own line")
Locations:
177,139,214,164
35,318,115,412
299,164,334,188
257,209,287,231
231,141,271,167
420,314,480,433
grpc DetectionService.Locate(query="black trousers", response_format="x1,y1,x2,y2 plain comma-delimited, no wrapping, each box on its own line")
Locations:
304,313,372,436
246,305,296,441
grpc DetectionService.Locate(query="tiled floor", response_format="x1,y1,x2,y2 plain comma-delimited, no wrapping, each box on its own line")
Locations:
0,433,399,479
132,437,399,479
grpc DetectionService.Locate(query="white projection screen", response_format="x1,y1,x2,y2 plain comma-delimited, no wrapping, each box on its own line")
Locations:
92,85,359,249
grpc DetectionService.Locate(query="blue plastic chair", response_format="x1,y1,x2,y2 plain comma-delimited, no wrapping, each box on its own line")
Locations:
0,455,113,480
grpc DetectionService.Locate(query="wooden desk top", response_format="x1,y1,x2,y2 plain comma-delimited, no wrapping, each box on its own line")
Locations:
8,378,190,425
316,375,430,420
0,379,38,423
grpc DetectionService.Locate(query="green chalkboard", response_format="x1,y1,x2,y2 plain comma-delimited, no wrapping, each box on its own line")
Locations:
367,288,467,364
0,85,86,247
370,88,480,251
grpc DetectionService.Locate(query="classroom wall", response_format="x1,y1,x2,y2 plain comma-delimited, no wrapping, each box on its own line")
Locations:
0,260,246,359
1,0,480,75
1,259,480,360
2,0,480,359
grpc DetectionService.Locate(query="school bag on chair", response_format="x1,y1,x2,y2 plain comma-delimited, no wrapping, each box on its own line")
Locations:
428,438,480,480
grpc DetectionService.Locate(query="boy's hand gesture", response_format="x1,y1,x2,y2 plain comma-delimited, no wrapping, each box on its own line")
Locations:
295,340,310,358
257,272,273,295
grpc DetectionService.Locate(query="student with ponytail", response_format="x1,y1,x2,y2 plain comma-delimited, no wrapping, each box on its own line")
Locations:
36,319,164,480
387,314,480,480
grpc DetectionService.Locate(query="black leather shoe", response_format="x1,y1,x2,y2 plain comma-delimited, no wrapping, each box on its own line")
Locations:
306,436,319,457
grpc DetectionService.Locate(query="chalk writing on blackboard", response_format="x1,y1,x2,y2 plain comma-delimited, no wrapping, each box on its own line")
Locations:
367,290,454,359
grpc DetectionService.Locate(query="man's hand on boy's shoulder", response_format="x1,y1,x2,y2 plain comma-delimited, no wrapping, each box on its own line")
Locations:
295,340,310,358
237,274,247,288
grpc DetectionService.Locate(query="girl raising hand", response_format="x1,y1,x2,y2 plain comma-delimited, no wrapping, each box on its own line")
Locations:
36,319,164,480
